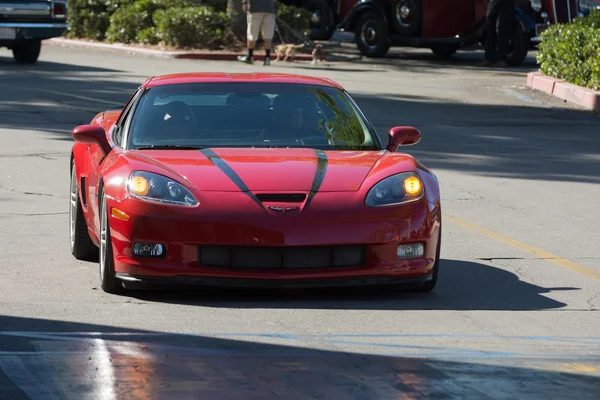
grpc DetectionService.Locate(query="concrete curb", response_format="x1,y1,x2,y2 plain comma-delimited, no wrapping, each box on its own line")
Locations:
45,38,314,62
527,71,600,113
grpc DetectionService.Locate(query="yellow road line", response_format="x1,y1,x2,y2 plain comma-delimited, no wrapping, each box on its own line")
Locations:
444,214,600,281
0,82,118,106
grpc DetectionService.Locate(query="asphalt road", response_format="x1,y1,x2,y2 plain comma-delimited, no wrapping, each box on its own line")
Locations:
1,44,600,399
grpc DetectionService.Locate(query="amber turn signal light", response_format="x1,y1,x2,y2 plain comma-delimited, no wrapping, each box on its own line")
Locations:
130,176,149,196
403,176,422,196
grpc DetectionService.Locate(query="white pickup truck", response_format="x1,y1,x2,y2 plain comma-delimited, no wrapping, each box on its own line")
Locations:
0,0,68,63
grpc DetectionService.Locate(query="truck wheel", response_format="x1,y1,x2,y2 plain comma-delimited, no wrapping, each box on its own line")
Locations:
12,40,41,64
506,28,530,66
430,43,460,59
355,12,390,58
391,0,422,36
304,0,336,41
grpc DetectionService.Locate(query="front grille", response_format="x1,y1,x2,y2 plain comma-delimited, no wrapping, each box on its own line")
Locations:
198,245,366,269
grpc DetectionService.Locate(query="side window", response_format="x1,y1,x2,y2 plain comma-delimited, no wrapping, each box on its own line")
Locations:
112,88,145,148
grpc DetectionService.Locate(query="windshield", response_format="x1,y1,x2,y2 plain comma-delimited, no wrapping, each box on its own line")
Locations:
126,82,380,150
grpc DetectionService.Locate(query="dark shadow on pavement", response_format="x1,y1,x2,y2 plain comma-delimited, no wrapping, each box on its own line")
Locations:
125,259,576,311
0,57,139,136
0,315,599,399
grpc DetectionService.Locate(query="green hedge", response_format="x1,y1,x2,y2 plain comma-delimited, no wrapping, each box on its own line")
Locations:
66,0,311,49
154,6,234,48
537,10,600,91
274,1,312,43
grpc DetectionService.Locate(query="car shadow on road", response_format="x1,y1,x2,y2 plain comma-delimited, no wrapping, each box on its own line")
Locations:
1,315,599,399
125,259,578,311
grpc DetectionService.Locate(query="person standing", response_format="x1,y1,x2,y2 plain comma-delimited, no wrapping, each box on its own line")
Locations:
237,0,276,66
481,0,515,67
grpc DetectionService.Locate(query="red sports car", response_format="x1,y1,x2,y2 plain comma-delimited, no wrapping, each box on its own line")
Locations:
69,73,442,294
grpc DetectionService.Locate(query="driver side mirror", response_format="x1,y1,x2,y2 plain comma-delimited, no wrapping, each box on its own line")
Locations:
386,126,421,152
72,125,112,155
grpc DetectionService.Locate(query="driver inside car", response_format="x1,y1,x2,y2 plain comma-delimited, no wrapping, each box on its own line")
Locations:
271,94,322,142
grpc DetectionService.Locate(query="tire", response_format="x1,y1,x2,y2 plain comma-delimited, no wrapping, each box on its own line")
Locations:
354,12,390,58
391,0,422,36
304,0,336,41
69,163,98,261
506,27,530,66
419,224,441,292
99,189,124,294
12,40,41,64
430,43,460,59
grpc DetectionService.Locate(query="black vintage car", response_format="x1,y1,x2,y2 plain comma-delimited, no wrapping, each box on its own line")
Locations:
280,0,339,40
0,0,68,64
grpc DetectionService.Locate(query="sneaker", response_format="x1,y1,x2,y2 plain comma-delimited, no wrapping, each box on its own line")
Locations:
263,57,270,66
237,55,254,64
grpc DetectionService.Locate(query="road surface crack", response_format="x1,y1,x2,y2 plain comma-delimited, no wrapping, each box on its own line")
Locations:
0,188,66,199
0,153,64,160
587,292,600,311
449,184,483,199
0,212,67,217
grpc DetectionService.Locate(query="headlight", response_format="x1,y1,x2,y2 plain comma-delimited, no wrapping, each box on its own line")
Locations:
127,171,198,207
530,0,543,12
365,172,424,207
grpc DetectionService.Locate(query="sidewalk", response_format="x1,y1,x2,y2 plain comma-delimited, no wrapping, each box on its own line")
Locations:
46,38,314,62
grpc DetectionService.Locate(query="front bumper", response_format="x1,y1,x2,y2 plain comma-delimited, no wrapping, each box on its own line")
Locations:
115,272,434,289
106,191,441,285
0,22,67,45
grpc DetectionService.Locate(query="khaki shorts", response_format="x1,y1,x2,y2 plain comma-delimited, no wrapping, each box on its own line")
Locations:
247,12,275,41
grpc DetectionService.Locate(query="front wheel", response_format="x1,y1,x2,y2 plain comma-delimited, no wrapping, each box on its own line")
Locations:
391,0,422,36
506,28,530,66
12,40,41,64
354,12,390,58
305,0,336,41
419,226,441,292
99,189,124,294
69,163,98,261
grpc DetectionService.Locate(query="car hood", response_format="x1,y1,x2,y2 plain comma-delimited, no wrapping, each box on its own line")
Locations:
127,148,412,192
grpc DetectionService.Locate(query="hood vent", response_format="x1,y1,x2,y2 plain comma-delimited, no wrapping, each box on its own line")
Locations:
256,193,307,203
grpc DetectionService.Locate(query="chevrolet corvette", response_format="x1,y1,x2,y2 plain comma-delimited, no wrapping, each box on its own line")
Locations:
69,73,442,294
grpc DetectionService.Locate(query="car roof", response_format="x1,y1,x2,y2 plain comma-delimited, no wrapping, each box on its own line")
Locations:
142,73,344,90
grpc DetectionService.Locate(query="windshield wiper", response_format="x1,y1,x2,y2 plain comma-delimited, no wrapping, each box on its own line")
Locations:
135,145,204,150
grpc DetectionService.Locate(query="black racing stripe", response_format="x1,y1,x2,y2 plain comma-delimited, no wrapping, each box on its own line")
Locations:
200,148,265,211
305,150,328,208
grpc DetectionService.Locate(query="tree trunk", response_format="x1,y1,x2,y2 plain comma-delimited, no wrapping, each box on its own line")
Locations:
227,0,247,41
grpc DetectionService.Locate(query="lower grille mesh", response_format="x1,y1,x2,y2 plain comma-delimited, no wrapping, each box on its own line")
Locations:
199,245,366,269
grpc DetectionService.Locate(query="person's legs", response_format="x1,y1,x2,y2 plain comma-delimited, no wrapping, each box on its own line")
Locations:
495,3,515,66
261,13,276,65
238,13,263,63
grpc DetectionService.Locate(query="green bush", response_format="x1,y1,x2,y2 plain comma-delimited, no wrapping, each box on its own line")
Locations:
66,0,311,49
153,6,235,49
275,1,312,43
573,8,600,28
105,0,192,43
66,0,134,40
537,10,600,91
